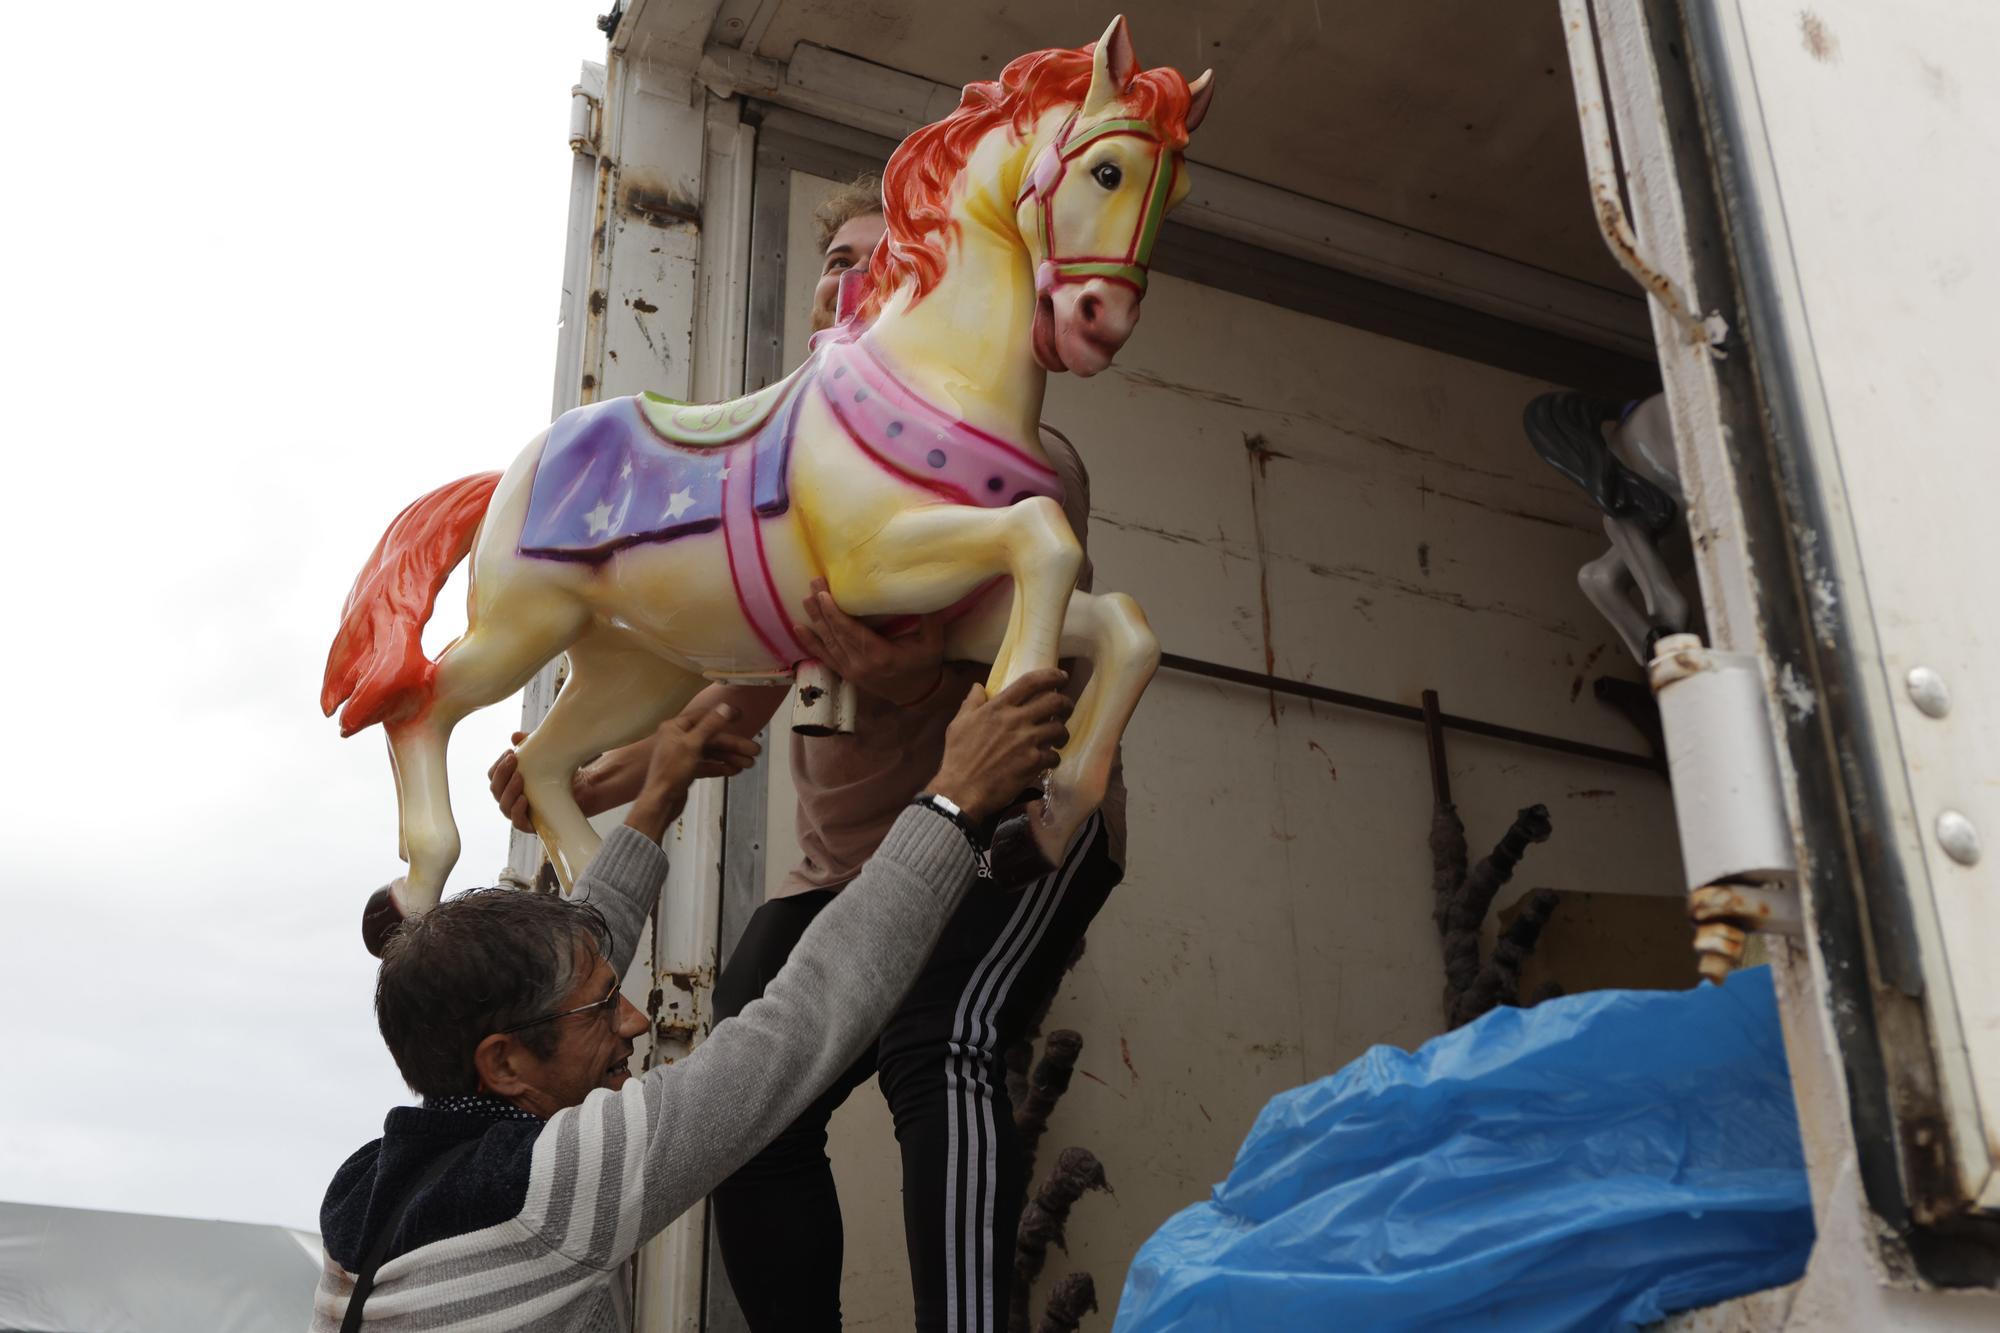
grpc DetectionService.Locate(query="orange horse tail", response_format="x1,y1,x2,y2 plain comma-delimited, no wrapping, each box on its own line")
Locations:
321,472,503,737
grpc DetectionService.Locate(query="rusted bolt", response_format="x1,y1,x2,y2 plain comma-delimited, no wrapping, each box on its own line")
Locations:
1693,921,1747,985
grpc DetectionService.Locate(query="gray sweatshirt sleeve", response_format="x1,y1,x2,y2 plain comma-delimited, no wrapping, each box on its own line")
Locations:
514,806,976,1266
569,825,668,978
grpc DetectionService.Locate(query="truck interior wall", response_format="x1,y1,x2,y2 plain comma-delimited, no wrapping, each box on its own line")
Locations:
742,156,1690,1322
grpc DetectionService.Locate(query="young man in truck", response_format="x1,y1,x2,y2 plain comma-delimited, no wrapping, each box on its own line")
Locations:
486,177,1131,1333
318,675,1072,1331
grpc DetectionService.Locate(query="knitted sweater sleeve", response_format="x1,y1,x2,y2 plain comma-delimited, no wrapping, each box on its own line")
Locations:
516,806,977,1267
570,825,668,978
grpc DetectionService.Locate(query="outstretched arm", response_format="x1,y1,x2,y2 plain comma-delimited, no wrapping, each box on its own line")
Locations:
520,670,1074,1266
489,682,786,833
565,700,763,974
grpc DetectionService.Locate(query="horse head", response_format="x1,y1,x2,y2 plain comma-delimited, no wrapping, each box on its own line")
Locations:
866,16,1214,380
1016,16,1214,376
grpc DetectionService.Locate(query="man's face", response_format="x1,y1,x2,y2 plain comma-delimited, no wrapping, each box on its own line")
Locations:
810,211,886,333
492,950,649,1117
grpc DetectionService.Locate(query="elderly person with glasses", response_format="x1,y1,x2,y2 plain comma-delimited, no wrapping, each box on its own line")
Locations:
313,673,1073,1332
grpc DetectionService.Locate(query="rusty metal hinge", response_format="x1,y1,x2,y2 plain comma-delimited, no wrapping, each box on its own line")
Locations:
1650,634,1802,980
569,83,601,155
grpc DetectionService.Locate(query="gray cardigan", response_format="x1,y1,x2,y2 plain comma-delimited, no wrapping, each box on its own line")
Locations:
312,806,976,1331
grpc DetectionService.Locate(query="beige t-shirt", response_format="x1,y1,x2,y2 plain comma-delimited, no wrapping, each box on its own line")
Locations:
776,426,1129,897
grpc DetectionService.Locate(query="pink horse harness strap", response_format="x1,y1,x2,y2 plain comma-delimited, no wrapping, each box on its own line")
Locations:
818,338,1062,507
721,337,1064,672
1016,111,1178,297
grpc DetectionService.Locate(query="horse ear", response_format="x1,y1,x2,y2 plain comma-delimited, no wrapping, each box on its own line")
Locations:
1082,14,1139,119
1185,68,1215,133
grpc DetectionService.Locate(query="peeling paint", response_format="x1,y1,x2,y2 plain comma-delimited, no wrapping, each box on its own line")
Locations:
1799,11,1839,63
619,178,701,226
1076,1067,1125,1099
1777,661,1818,720
1790,524,1840,644
1571,643,1607,701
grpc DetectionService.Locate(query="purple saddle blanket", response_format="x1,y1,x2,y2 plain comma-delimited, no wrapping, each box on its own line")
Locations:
519,394,796,561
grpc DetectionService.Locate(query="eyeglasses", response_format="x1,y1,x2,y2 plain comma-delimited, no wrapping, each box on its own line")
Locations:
497,972,622,1035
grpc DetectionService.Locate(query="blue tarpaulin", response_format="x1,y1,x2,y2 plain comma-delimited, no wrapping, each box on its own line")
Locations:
1115,967,1813,1332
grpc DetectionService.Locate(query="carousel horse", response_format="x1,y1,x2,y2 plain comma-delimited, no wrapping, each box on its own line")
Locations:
322,16,1214,948
1523,390,1693,663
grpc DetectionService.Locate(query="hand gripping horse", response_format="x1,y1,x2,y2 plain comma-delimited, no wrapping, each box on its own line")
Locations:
322,16,1215,949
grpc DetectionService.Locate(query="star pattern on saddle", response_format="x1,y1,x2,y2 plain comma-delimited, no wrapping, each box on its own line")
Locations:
518,394,797,563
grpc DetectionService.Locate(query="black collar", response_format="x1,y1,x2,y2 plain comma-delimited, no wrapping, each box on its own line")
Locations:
419,1092,542,1123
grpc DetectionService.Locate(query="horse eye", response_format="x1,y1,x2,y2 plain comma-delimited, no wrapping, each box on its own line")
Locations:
1092,161,1122,190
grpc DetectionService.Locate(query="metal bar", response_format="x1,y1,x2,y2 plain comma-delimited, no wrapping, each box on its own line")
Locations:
1158,652,1663,774
1420,689,1452,806
1561,0,1725,353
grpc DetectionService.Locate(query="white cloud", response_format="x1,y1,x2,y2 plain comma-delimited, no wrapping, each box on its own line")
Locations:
0,1,609,1230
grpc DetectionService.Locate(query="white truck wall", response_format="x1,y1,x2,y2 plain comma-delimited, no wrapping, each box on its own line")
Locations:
753,170,1688,1320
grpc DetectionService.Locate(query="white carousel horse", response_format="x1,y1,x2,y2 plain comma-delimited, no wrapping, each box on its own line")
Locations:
322,16,1214,947
1523,391,1693,664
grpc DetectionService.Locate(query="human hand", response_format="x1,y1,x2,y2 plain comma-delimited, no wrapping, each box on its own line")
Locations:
489,702,767,833
487,735,545,834
927,669,1072,825
793,577,945,706
626,701,762,840
487,733,640,832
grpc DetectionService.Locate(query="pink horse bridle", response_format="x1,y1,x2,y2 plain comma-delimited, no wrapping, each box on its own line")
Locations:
1015,111,1179,297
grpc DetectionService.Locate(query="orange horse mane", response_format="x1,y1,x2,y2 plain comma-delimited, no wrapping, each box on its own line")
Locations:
865,40,1194,319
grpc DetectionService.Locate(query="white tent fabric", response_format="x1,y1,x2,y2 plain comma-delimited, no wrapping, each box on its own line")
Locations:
0,1200,319,1332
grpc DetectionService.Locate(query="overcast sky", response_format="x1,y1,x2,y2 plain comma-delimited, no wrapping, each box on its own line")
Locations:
1,2,611,1230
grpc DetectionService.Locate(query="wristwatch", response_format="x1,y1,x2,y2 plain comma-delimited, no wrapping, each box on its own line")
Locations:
913,792,987,854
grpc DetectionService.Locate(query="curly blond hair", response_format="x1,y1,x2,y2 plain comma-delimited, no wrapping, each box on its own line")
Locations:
812,173,885,253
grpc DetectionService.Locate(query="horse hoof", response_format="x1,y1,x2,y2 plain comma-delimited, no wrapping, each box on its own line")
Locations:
362,884,406,958
985,811,1058,890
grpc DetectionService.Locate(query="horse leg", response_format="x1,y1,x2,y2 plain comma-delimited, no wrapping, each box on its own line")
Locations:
512,628,707,890
385,593,591,920
946,587,1159,864
826,496,1081,693
1578,537,1653,664
1604,514,1690,640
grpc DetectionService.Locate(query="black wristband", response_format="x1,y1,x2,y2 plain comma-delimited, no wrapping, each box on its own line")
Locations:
913,792,986,853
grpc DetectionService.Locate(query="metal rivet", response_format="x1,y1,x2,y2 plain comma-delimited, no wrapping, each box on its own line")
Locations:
1906,666,1951,718
1937,811,1982,867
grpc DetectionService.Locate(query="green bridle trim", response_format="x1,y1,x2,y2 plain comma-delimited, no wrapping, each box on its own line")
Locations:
1025,111,1182,295
1063,117,1156,153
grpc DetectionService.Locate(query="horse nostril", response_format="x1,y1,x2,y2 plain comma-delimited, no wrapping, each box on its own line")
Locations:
1077,293,1100,327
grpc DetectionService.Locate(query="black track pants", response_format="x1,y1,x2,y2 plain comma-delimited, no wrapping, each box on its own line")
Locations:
711,813,1120,1333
